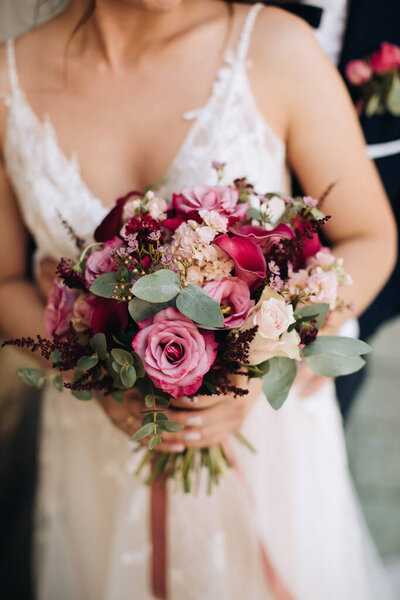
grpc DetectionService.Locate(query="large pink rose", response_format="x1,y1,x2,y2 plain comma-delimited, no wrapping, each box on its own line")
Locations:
85,239,120,286
45,280,78,336
345,59,373,85
371,42,400,73
174,185,248,221
203,277,254,327
132,307,217,399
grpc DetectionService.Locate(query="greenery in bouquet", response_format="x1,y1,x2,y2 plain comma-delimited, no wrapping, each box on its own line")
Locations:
3,163,371,492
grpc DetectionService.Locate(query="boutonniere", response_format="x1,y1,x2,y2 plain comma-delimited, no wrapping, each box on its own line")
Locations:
346,42,400,117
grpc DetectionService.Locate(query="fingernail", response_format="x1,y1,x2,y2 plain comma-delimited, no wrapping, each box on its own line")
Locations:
183,431,201,442
181,395,198,404
185,415,203,427
168,444,185,453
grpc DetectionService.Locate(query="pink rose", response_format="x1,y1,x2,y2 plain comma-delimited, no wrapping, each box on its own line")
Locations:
71,294,94,332
174,185,248,221
345,59,373,85
45,280,78,336
371,42,400,73
132,307,217,399
85,242,118,286
203,277,254,327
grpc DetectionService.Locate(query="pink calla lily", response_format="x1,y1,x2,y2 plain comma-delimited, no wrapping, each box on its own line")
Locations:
230,223,295,248
213,234,266,290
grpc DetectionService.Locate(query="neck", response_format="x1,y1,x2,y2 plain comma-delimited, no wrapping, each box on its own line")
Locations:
65,0,205,68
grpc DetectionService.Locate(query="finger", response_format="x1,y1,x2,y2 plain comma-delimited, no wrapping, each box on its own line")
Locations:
170,393,226,410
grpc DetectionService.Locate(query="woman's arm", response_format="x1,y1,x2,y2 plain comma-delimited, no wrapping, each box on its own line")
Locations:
252,10,397,327
0,156,48,340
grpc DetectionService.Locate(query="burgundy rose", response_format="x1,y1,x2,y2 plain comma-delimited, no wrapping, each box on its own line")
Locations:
371,42,400,73
45,280,79,336
203,277,254,328
89,297,128,337
132,307,217,399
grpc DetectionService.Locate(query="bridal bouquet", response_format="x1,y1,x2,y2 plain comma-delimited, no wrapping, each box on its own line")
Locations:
4,163,371,491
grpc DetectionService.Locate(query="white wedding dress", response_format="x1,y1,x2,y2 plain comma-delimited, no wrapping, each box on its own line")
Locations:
1,4,395,599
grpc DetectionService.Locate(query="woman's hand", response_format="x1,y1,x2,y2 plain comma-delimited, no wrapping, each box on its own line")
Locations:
97,376,262,452
37,257,58,301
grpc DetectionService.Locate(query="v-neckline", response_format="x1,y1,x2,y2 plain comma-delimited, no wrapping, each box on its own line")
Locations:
6,49,240,215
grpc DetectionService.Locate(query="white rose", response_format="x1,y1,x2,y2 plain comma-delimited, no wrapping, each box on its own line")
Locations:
243,286,300,364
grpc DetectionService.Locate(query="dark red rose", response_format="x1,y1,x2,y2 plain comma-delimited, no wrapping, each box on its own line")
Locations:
89,297,129,336
94,191,142,242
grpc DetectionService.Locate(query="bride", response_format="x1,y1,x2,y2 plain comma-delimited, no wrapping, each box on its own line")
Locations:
0,1,397,599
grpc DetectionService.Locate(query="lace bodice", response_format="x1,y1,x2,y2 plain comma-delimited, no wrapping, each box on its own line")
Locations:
1,3,289,261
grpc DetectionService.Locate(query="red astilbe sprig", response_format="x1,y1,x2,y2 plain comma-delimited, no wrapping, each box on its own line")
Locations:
200,326,259,397
2,330,91,371
124,214,165,248
56,257,87,290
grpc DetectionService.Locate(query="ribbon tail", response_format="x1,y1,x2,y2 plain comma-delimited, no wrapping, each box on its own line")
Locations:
151,477,168,600
221,440,296,600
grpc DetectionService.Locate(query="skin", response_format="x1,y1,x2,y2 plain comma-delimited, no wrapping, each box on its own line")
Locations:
0,0,397,449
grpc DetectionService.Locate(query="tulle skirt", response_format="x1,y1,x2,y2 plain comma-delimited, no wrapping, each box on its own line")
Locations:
34,377,395,600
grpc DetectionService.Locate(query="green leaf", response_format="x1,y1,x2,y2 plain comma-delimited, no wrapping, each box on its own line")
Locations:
53,374,64,392
89,272,119,298
128,297,175,323
365,93,381,117
77,355,98,370
89,333,108,360
111,390,124,403
71,389,92,401
120,365,136,388
176,284,224,327
305,354,366,377
17,368,45,389
132,352,145,378
158,421,184,432
111,348,134,366
112,361,122,373
246,206,262,221
145,394,154,408
294,303,330,330
247,359,270,378
262,358,297,410
50,350,62,363
149,436,158,450
131,269,180,303
117,265,129,281
155,412,168,422
386,72,400,116
302,336,372,358
130,423,154,441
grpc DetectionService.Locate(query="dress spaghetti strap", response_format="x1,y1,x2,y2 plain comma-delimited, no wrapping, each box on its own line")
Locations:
0,39,19,105
235,2,264,63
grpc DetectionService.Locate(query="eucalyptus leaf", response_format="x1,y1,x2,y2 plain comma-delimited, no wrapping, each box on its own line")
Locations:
365,93,380,117
120,365,136,388
157,421,184,432
89,271,119,298
17,368,45,389
111,348,134,366
176,284,224,327
89,333,108,360
155,413,168,422
145,394,154,408
50,350,62,363
131,269,180,303
302,336,372,358
117,265,129,281
53,374,64,392
112,361,122,374
111,390,124,403
77,355,98,371
305,353,365,377
132,352,145,378
71,389,93,401
247,360,270,378
149,436,158,450
262,357,297,410
386,73,400,116
295,303,330,330
143,414,154,425
128,297,175,323
130,423,154,441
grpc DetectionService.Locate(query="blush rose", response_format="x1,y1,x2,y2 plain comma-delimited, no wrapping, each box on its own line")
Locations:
174,184,248,221
371,42,400,73
132,307,217,399
345,59,373,85
84,238,120,286
203,277,254,328
242,287,300,364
